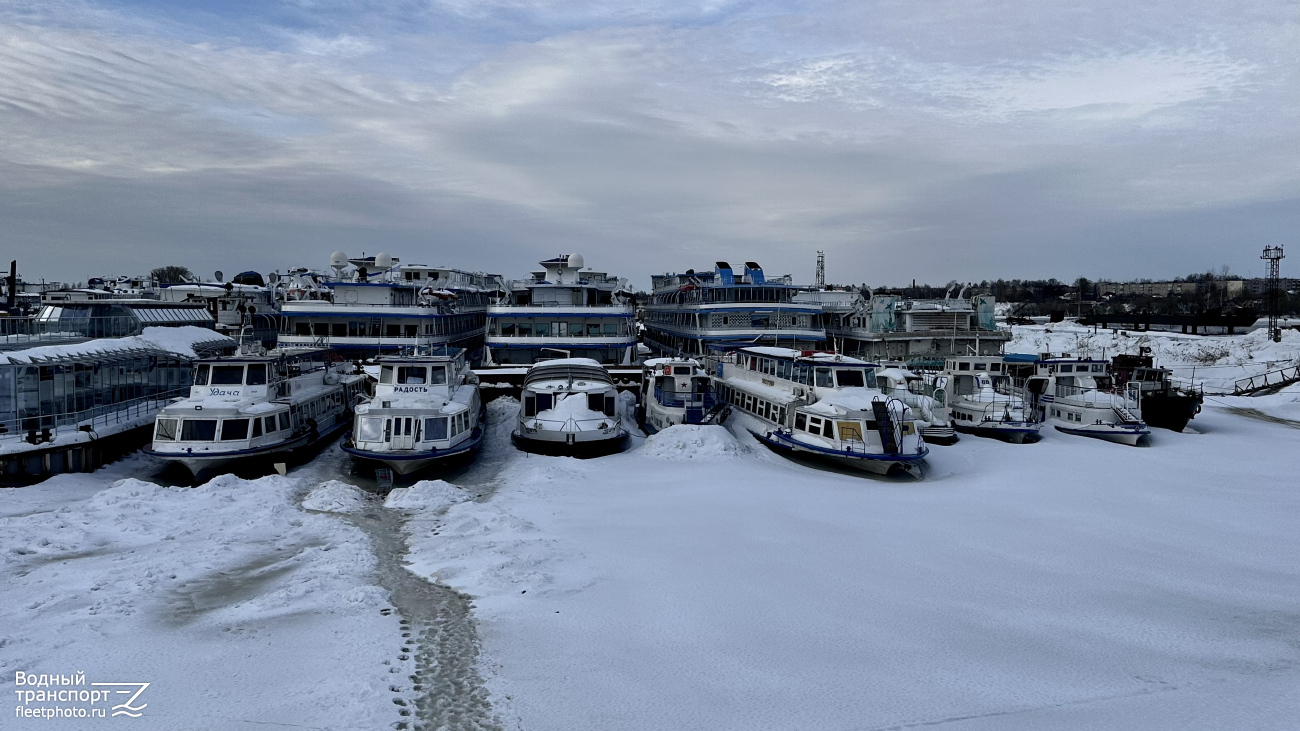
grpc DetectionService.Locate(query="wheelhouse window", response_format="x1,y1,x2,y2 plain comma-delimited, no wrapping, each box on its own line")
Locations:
398,366,426,385
220,419,249,440
278,413,291,431
264,416,278,433
194,364,210,385
795,413,807,431
815,368,834,388
246,364,268,385
251,419,263,438
155,418,178,441
835,369,865,388
379,366,394,384
181,419,217,441
211,365,244,385
523,396,537,417
587,393,604,412
428,367,447,385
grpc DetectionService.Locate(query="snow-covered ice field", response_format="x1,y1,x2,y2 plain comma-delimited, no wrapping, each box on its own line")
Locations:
3,326,1299,730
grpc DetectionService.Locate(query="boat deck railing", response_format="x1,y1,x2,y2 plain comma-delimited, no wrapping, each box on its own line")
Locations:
1053,383,1139,410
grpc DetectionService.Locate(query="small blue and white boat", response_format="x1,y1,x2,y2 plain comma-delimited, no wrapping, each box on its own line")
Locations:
707,346,929,477
1024,356,1150,446
930,356,1040,443
637,358,717,434
342,348,484,475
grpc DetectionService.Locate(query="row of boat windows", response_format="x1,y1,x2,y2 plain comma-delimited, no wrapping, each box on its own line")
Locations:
194,363,268,386
1050,364,1106,373
285,315,480,338
946,361,1006,372
489,321,630,337
379,366,448,386
646,312,812,329
522,393,617,417
357,412,470,443
717,384,787,426
649,287,797,305
1051,408,1086,422
745,356,874,389
156,413,290,442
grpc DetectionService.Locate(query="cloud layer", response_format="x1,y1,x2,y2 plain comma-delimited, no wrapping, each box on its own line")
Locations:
1,0,1297,287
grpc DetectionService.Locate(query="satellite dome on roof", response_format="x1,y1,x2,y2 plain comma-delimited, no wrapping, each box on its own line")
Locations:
374,253,393,270
329,251,348,270
567,253,585,270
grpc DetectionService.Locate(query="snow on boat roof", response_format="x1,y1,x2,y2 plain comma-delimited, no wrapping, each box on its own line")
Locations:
741,346,875,365
531,357,603,368
644,358,700,367
876,367,918,380
804,389,890,416
0,326,232,364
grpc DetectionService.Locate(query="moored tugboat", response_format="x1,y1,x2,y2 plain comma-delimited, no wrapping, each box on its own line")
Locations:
1110,354,1203,432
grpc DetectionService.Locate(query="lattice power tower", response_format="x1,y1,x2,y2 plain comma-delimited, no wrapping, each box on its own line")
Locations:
1262,244,1285,343
815,250,825,289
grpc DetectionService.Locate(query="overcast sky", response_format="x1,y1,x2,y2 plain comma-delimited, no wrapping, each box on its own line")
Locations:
1,0,1297,288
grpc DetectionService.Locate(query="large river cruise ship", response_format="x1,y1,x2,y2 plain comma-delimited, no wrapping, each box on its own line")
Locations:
484,254,636,366
644,261,824,358
277,253,500,360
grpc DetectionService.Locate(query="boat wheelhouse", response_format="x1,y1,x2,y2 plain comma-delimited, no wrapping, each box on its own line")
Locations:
707,346,928,477
277,253,500,360
144,348,368,476
931,356,1040,443
512,358,626,456
637,358,717,434
643,262,824,358
342,349,484,476
1023,357,1149,446
875,366,958,445
485,254,636,366
1109,354,1203,432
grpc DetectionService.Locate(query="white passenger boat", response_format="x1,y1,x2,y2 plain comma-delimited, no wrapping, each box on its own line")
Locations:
1024,357,1149,446
707,346,928,477
875,366,958,445
930,356,1041,443
512,358,627,456
144,348,368,476
637,358,717,434
342,348,484,475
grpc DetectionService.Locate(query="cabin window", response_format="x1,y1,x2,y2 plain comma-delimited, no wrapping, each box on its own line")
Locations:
295,323,311,336
524,396,536,417
1093,364,1105,373
536,393,553,412
380,366,394,384
451,415,461,437
603,323,618,335
518,324,533,337
990,363,1002,372
974,363,986,371
211,366,244,385
332,323,347,337
958,362,970,371
220,419,249,441
404,325,417,338
279,412,291,431
807,415,823,435
775,407,785,424
425,417,448,440
838,421,864,442
569,322,584,337
604,395,616,417
501,323,515,336
251,419,263,438
264,416,278,433
181,419,217,441
815,368,834,388
835,370,865,388
588,393,604,412
748,357,757,371
398,366,426,385
586,323,601,336
155,418,178,441
246,364,268,385
194,364,210,385
1060,365,1073,373
673,366,691,376
313,323,329,337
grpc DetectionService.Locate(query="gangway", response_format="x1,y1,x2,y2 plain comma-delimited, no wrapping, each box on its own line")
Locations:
1233,364,1300,396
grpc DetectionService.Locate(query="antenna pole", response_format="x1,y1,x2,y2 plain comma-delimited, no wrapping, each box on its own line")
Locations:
1261,245,1285,343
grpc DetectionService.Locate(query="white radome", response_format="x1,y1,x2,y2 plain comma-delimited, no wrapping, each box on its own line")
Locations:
567,253,585,269
329,251,348,269
374,252,393,270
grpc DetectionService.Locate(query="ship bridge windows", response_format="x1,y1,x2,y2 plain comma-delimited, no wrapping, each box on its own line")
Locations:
957,362,970,371
424,416,448,440
220,419,249,440
398,366,426,384
246,364,267,385
181,419,217,441
835,369,865,388
359,417,384,442
815,368,834,388
211,365,244,385
155,418,178,441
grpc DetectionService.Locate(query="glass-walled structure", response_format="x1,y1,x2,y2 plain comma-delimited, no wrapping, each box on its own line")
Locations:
0,346,193,435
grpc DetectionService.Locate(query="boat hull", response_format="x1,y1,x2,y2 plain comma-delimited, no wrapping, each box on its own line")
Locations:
953,421,1041,444
342,430,482,475
1139,393,1201,432
511,430,628,458
1053,423,1150,446
752,429,927,478
142,427,328,477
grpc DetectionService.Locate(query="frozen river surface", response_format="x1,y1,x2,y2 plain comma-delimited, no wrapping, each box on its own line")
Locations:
3,387,1300,730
